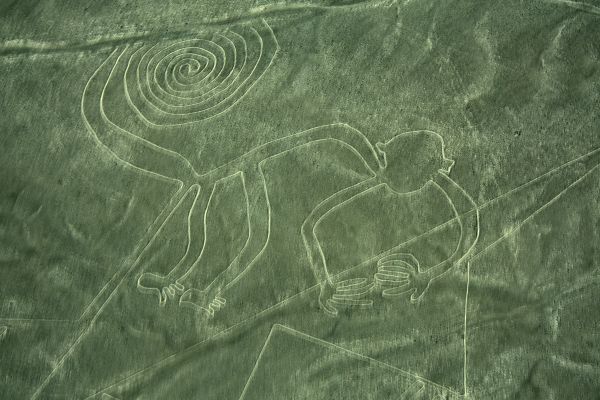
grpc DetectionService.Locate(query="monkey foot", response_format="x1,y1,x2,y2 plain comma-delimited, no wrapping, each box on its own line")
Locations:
179,288,226,317
137,272,183,306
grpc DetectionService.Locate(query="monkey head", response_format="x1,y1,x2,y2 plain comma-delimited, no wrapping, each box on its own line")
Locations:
376,130,454,193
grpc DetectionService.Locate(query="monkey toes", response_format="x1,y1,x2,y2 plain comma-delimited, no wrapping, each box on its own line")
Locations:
180,288,226,317
137,272,183,305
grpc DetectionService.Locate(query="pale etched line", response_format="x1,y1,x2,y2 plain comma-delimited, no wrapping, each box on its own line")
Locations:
202,125,592,300
547,0,600,16
173,182,218,295
159,32,246,103
463,261,470,397
213,0,396,26
127,38,224,123
237,324,278,400
305,178,380,281
146,39,225,108
470,163,600,264
176,124,383,304
146,41,217,97
219,164,272,292
0,0,394,56
154,34,238,100
368,144,600,271
93,205,468,399
79,186,188,320
399,378,426,399
155,40,220,91
142,39,224,105
432,171,479,398
187,19,280,123
166,51,211,90
0,318,75,323
186,32,245,100
462,159,600,397
238,324,444,400
34,25,370,398
0,325,7,341
166,34,235,95
480,146,600,212
166,126,383,304
123,19,278,127
100,394,121,400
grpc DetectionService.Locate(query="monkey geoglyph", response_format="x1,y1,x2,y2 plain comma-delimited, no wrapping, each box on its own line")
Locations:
83,37,479,318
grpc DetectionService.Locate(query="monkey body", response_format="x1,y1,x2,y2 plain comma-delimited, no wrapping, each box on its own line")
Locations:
136,125,478,316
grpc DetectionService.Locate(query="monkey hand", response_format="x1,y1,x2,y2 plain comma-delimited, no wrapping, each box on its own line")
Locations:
319,278,374,317
137,272,175,306
375,253,431,303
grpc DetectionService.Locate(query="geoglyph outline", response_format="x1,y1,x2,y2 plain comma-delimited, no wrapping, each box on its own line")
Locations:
18,8,600,398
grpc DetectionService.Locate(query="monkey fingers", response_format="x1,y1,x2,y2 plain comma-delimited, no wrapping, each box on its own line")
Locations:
336,277,370,289
328,297,373,309
381,284,415,299
170,282,185,294
209,297,226,312
163,286,176,300
180,288,219,318
213,296,226,306
375,275,409,287
377,253,420,269
334,287,373,300
375,265,409,285
332,278,374,306
137,272,172,305
377,260,418,281
321,299,340,317
203,306,216,317
155,289,168,306
335,278,374,295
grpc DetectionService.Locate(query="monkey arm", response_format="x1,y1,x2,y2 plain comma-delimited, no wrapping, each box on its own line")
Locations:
301,177,381,288
208,123,384,179
425,172,480,283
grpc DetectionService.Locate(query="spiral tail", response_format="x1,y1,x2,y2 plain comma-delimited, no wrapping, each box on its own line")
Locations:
124,18,279,127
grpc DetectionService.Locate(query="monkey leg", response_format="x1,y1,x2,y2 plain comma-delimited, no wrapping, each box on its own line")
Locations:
137,184,211,305
301,178,381,315
178,168,271,313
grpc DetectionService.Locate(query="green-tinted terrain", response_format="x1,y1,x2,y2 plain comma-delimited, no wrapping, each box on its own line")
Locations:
1,0,600,399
